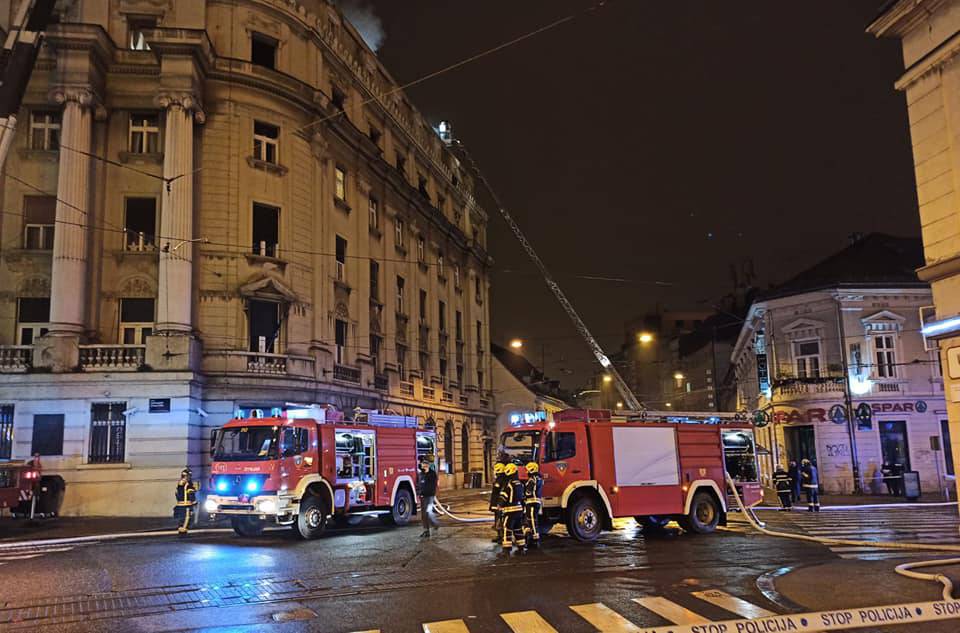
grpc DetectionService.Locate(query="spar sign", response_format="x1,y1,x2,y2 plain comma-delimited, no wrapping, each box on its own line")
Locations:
633,599,960,633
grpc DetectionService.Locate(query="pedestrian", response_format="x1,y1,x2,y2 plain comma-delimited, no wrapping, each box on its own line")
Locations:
418,460,440,538
891,462,904,496
787,460,801,504
773,465,793,511
523,461,544,547
174,467,199,535
490,462,505,543
881,462,896,495
499,463,525,554
800,458,820,512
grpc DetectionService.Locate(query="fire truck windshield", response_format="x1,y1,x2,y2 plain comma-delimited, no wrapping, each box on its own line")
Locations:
722,429,759,482
499,430,542,465
213,426,279,462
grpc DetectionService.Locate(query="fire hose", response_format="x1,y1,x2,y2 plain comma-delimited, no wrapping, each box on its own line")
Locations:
724,473,960,601
431,496,494,523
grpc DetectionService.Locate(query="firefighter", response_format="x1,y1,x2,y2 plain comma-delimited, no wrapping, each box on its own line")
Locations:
490,462,505,542
174,468,199,535
523,461,543,547
800,458,820,512
499,463,525,554
772,465,793,511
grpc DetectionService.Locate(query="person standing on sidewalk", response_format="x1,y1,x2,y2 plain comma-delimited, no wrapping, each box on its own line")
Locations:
173,468,199,535
773,465,793,511
788,460,801,505
418,460,440,538
800,458,820,512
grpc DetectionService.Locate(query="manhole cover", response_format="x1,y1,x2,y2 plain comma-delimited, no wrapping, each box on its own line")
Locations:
272,607,317,623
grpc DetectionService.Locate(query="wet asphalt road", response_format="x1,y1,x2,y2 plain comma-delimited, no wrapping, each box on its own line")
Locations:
0,507,851,633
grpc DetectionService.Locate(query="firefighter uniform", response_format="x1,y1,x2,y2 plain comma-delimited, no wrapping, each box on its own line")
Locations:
772,466,793,510
801,459,820,512
499,463,525,553
523,462,543,547
174,468,199,535
490,463,506,542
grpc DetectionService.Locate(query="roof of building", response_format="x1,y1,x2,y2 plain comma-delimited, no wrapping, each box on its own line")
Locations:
491,343,573,405
759,233,926,300
677,310,745,357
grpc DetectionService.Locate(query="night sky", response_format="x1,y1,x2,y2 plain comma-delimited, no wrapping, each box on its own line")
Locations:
371,1,919,388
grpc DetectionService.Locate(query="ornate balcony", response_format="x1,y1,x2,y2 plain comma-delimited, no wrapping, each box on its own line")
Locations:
422,385,436,400
0,346,31,372
399,381,415,397
202,351,315,378
79,345,145,371
333,363,361,384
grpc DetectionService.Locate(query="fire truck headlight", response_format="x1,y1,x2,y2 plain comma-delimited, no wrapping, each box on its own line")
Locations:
204,498,219,513
257,499,277,514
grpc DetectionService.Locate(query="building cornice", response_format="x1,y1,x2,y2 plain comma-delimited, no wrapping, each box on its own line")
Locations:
867,0,945,38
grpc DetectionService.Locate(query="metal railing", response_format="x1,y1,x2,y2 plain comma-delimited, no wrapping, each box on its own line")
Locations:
333,363,361,384
79,345,145,371
0,346,32,372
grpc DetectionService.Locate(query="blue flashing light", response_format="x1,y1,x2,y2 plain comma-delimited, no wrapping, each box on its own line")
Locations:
216,479,229,493
245,479,260,493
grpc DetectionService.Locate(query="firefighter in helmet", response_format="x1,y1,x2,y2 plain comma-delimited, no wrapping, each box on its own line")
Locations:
174,467,199,535
490,462,506,542
499,463,526,554
523,461,544,547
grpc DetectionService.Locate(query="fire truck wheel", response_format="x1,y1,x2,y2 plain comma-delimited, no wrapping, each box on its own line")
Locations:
231,517,264,537
679,492,721,534
296,495,329,539
566,495,603,542
383,488,414,526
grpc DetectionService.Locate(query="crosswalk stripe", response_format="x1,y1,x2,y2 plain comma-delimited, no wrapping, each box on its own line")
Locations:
691,590,775,619
633,597,709,624
570,603,642,632
0,553,42,561
422,620,471,633
501,610,559,633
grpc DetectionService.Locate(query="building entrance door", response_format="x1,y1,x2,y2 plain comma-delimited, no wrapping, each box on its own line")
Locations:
784,425,817,466
880,421,911,472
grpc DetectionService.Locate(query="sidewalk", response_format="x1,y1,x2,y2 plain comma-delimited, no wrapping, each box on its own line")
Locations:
0,516,179,543
760,487,956,508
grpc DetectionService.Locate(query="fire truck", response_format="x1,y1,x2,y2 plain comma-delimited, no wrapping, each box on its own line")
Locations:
205,406,436,538
498,408,762,542
0,456,64,520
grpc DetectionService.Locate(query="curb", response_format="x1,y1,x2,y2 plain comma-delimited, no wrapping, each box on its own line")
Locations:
755,501,958,511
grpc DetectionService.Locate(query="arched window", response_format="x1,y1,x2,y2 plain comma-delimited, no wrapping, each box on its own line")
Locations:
444,420,455,474
460,423,470,473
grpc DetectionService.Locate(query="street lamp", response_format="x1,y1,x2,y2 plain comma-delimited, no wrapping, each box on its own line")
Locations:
665,402,672,408
638,332,654,344
602,374,612,384
673,372,685,381
509,339,523,349
616,401,623,408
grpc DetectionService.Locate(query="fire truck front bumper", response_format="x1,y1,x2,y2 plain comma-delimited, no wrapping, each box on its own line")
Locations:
204,493,298,524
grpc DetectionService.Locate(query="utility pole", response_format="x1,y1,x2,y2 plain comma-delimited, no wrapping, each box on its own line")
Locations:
835,298,864,494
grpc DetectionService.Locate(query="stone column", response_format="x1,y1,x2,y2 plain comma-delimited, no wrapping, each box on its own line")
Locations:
155,92,203,333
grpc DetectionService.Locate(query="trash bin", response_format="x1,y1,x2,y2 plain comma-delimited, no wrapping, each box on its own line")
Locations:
902,470,921,501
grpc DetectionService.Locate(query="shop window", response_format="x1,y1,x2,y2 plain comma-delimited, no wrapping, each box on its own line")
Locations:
120,298,155,344
251,32,277,69
16,297,49,345
248,300,282,353
89,403,126,464
794,340,821,378
252,203,280,257
23,196,55,250
31,414,63,456
129,113,160,154
124,197,156,251
253,121,279,164
29,111,60,150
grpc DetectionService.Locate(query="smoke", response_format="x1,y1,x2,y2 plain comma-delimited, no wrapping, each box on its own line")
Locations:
336,0,386,53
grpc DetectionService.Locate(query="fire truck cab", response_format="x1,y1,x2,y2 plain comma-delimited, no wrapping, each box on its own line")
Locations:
206,406,434,539
498,408,760,542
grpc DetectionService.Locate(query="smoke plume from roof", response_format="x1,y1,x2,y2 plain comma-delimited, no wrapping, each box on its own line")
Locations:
336,0,385,52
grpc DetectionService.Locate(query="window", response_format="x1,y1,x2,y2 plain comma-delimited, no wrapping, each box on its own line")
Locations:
252,203,280,257
476,320,483,351
397,344,407,380
850,343,863,374
253,121,279,164
331,85,346,112
370,260,380,301
439,357,448,381
545,432,577,462
127,16,156,50
455,311,463,340
454,264,461,289
444,421,455,474
335,319,348,364
124,197,156,251
251,32,277,69
370,334,382,371
335,236,347,282
477,369,484,390
438,195,446,213
119,298,154,344
395,218,405,249
23,196,55,250
29,111,60,150
438,301,447,333
419,289,427,323
369,125,382,147
794,340,821,378
417,173,429,199
89,403,126,464
0,405,13,460
395,151,406,173
475,276,483,303
875,335,897,378
248,299,282,353
17,297,49,345
417,237,425,263
396,276,405,314
129,113,160,154
31,414,63,456
460,424,469,473
456,364,464,386
280,427,309,458
335,166,346,201
437,253,445,279
368,196,379,230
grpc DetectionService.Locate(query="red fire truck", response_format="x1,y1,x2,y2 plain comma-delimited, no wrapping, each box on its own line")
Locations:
498,408,762,541
205,406,436,538
0,457,41,517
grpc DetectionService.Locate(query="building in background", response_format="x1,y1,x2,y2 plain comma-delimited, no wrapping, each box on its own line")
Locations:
491,343,570,448
868,0,960,506
730,234,950,494
0,0,495,514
